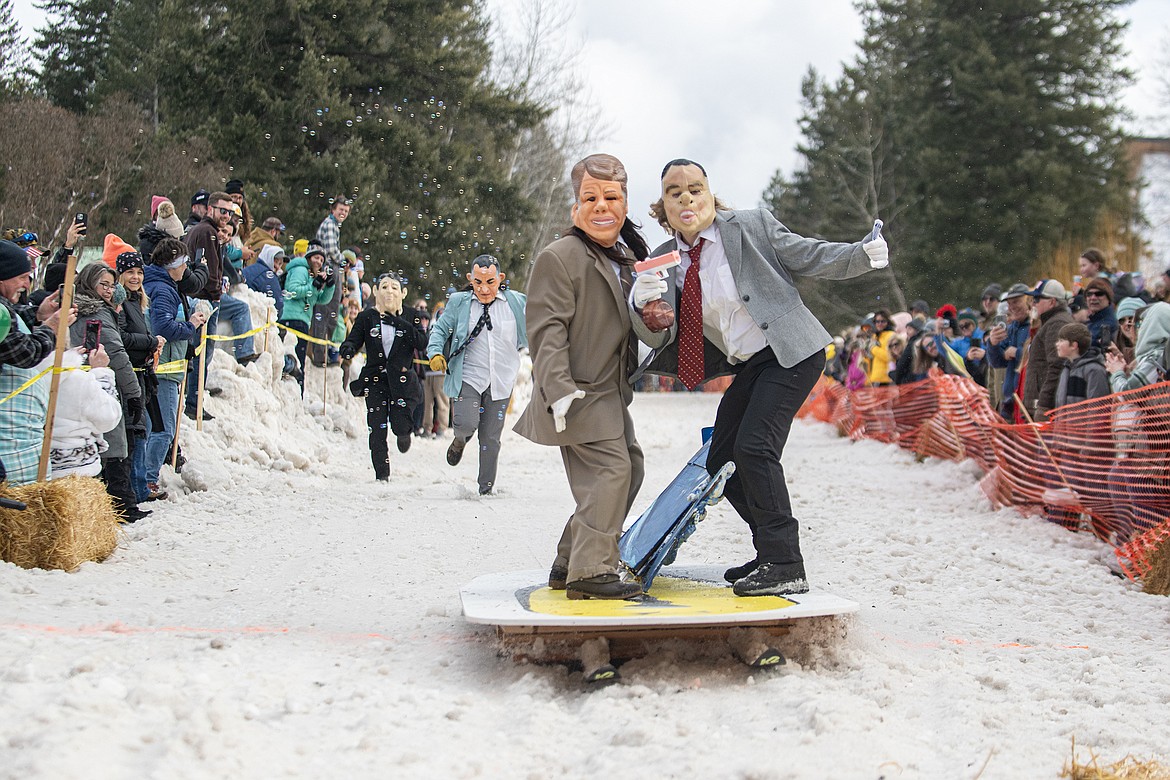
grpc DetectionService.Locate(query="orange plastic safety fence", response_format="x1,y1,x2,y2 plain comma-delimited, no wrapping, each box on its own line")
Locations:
798,373,1170,581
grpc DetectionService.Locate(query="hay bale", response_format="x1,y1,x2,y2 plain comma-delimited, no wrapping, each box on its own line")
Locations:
1141,535,1170,597
1064,737,1170,779
0,476,121,571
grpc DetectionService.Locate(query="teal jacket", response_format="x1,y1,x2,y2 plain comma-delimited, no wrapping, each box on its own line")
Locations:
280,255,336,329
427,289,527,398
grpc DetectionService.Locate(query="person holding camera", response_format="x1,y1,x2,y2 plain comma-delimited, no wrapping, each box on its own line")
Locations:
339,274,427,481
70,262,148,521
277,244,336,396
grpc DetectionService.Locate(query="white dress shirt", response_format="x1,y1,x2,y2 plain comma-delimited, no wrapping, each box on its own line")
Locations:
461,297,520,401
676,225,768,363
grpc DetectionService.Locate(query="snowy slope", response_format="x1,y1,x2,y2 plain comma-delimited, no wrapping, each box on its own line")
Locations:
2,354,1166,779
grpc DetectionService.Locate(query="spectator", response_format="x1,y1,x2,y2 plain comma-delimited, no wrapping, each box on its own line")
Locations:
246,216,285,256
952,310,988,385
243,245,286,319
1054,322,1108,408
225,179,257,267
117,251,164,502
277,245,335,396
865,309,895,386
311,195,351,366
909,299,929,326
1022,279,1074,422
1082,276,1118,353
1115,296,1142,363
48,345,123,481
1105,301,1170,392
70,263,147,521
986,283,1034,421
139,197,185,263
1078,248,1112,284
0,239,71,484
143,239,208,497
186,189,210,230
892,319,928,384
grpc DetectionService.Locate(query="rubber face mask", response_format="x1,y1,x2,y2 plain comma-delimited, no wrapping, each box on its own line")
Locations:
660,164,716,244
467,264,504,305
571,174,627,247
375,276,404,314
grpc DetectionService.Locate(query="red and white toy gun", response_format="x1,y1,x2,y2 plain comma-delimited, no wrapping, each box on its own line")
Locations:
632,250,680,332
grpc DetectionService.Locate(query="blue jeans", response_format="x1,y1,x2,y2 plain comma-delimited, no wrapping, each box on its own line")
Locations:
146,380,180,486
130,432,148,501
219,293,255,359
186,302,217,412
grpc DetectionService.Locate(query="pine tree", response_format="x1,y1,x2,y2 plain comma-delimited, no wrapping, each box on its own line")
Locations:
768,0,1136,308
33,0,115,113
0,0,30,98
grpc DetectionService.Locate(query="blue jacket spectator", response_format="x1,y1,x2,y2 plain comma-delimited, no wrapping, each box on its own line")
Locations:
243,245,285,318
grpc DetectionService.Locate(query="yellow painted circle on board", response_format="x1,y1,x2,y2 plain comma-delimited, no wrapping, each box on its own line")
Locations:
526,575,795,618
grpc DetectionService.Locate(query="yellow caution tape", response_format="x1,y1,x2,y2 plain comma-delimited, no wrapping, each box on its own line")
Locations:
274,322,342,348
0,364,90,405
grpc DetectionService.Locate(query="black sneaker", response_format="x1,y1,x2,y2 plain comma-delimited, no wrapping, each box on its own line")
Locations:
396,435,412,453
207,387,224,398
723,558,760,584
548,565,568,590
566,573,642,601
446,437,466,466
732,562,809,597
183,408,214,421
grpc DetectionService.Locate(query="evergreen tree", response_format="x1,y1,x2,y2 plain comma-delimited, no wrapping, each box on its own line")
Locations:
768,0,1136,308
33,0,114,112
0,0,30,98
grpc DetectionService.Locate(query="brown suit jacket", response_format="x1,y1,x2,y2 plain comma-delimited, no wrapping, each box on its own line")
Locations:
514,234,669,446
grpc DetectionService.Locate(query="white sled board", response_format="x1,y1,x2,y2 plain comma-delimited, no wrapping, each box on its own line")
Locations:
461,565,858,630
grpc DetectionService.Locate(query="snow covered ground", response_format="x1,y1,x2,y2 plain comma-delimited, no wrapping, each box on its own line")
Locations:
2,341,1168,779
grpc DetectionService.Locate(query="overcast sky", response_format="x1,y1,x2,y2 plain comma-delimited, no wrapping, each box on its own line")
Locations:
11,0,1168,247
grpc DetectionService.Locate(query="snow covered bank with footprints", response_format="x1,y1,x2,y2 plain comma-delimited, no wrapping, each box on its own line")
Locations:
2,345,1167,778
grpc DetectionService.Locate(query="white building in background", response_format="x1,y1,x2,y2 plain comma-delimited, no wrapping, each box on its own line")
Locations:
1131,138,1170,281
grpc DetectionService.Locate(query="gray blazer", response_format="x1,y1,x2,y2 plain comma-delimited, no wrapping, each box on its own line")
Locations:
645,208,875,375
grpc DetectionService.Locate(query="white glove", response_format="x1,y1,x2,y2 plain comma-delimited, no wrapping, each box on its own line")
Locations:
551,389,585,433
864,236,889,269
631,273,668,308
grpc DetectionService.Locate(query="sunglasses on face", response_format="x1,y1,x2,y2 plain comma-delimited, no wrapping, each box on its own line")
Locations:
1085,290,1107,298
213,205,235,216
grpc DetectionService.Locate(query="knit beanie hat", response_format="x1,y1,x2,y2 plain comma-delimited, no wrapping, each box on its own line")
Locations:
0,239,31,281
155,200,184,238
102,234,137,270
116,251,144,275
150,195,168,219
1117,297,1144,320
111,283,128,308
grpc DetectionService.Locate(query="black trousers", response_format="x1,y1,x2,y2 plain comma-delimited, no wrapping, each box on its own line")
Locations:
707,349,825,565
365,377,416,479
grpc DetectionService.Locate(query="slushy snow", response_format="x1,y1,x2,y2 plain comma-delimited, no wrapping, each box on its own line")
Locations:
2,316,1168,778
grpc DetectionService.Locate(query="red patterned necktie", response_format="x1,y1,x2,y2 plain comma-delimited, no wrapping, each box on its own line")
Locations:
678,238,705,390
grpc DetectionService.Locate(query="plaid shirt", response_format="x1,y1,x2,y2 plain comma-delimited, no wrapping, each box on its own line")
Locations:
0,298,56,370
315,213,342,267
0,312,52,484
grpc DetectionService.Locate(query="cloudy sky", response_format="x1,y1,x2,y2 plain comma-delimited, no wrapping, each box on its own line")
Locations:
11,0,1167,247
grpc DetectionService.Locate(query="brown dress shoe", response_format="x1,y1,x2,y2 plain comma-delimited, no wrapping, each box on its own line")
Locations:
566,573,642,601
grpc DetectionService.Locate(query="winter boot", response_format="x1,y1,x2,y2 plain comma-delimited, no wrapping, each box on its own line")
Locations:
732,562,809,597
723,558,760,584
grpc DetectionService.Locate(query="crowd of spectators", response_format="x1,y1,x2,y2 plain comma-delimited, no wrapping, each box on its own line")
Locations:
0,184,448,519
829,251,1170,423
